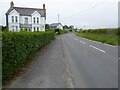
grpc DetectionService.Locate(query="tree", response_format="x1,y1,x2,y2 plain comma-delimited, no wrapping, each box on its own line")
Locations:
69,25,74,30
2,26,8,32
63,25,69,29
45,24,50,30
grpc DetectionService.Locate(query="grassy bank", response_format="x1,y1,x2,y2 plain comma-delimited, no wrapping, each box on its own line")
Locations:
2,31,55,83
76,29,119,46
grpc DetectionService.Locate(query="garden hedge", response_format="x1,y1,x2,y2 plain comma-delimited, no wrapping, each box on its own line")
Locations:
2,31,55,82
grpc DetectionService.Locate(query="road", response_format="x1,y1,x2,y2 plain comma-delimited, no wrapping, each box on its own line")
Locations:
62,33,118,88
7,33,118,88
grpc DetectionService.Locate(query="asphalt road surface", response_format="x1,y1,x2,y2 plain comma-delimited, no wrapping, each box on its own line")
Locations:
62,33,118,88
7,34,118,88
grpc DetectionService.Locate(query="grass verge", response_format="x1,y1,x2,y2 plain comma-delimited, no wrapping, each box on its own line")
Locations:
76,33,118,46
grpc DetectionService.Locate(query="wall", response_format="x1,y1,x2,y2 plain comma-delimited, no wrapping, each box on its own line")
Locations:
8,9,20,31
57,24,63,30
31,11,41,32
20,16,32,24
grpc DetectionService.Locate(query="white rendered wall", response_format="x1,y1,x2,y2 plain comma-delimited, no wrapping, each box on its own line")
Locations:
31,11,41,32
8,9,20,32
57,24,63,30
20,16,32,24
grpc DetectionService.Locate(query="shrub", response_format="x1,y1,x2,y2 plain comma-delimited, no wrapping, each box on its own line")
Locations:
2,31,55,83
54,28,66,35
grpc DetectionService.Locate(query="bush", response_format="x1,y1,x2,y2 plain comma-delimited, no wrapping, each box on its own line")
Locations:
54,28,66,35
2,31,55,82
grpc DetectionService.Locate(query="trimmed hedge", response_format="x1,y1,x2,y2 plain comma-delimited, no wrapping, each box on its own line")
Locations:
2,31,55,82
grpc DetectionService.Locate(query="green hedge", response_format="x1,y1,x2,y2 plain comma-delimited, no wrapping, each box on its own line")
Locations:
76,28,119,45
2,31,55,82
54,28,66,35
79,28,118,35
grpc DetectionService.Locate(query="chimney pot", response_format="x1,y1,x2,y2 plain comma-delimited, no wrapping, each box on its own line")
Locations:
10,1,14,8
43,4,45,9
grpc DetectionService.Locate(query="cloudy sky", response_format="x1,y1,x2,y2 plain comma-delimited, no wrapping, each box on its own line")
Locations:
0,0,119,29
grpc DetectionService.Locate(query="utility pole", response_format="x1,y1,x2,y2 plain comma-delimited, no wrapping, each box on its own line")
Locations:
58,14,60,23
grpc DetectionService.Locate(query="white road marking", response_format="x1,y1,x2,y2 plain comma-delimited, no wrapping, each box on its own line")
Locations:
92,40,101,43
104,43,116,47
73,35,117,48
80,41,86,44
75,38,78,40
90,45,106,53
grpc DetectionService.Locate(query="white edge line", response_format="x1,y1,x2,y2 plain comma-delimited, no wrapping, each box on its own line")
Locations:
90,45,106,53
104,43,116,47
73,35,117,47
80,41,86,44
75,38,78,40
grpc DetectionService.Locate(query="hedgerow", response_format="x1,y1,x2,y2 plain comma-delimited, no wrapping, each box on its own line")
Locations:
76,28,119,45
79,28,118,35
2,31,55,82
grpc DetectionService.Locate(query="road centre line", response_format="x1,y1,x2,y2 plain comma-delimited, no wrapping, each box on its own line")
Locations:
90,45,106,53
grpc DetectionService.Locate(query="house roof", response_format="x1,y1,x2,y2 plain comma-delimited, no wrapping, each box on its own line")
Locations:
6,7,46,17
50,23,62,27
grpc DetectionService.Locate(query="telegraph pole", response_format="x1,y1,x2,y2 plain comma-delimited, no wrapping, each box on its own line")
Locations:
58,14,60,23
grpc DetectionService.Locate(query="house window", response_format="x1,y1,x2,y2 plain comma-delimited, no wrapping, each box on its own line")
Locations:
37,17,39,24
12,26,14,31
15,16,18,23
33,17,35,23
16,26,18,31
34,27,36,31
25,18,28,24
12,16,14,22
37,27,39,31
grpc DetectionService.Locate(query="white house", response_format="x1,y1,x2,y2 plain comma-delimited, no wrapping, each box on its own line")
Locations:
49,23,63,30
6,1,46,32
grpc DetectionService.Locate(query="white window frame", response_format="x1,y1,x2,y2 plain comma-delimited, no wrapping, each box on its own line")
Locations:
16,26,18,31
34,27,36,31
12,16,14,22
33,17,35,24
12,26,14,31
25,18,28,24
15,16,18,23
37,27,39,31
37,17,39,24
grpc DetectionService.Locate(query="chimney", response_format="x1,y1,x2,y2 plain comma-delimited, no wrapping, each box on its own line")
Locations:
43,4,45,9
43,4,46,20
10,1,14,8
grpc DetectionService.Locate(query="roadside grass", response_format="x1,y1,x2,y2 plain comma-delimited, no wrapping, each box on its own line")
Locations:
76,33,118,46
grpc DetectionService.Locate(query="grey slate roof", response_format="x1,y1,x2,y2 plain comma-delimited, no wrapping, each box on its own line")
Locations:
6,7,46,17
50,23,62,27
49,23,62,29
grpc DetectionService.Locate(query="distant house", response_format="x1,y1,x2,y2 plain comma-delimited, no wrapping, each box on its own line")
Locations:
6,1,46,32
49,23,63,30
